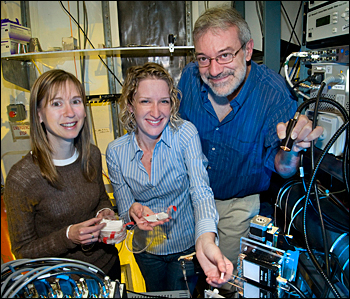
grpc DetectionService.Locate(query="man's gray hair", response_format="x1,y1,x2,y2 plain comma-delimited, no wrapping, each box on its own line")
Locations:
193,6,251,47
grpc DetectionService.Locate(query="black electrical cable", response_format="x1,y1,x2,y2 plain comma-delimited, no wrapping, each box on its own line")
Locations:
59,1,123,87
180,260,192,298
296,97,349,193
292,77,309,89
77,1,85,85
294,96,348,298
329,252,350,287
278,1,303,74
255,1,264,38
77,1,81,79
343,120,350,195
292,74,324,89
286,281,307,298
299,150,307,192
311,83,330,279
302,121,348,299
324,263,338,298
281,2,302,46
83,1,88,51
82,1,88,85
291,58,301,82
311,83,326,168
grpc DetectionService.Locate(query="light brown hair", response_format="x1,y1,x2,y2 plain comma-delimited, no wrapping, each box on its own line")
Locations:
29,69,95,188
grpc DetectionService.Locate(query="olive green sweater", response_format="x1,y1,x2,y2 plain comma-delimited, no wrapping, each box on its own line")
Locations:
4,144,118,274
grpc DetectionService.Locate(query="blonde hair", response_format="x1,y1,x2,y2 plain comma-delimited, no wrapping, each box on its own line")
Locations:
29,69,95,188
119,62,183,133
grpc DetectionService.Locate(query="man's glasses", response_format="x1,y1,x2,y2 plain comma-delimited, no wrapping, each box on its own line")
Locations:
196,43,246,68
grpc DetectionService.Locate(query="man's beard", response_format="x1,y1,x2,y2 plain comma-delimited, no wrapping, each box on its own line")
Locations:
201,63,247,97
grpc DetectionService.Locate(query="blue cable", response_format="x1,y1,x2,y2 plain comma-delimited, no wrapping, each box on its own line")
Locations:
1,258,107,298
5,263,100,298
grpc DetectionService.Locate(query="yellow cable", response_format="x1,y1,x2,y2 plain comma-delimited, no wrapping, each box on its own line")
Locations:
31,59,42,75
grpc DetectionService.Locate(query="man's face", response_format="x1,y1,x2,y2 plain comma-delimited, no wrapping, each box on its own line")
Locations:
195,26,253,97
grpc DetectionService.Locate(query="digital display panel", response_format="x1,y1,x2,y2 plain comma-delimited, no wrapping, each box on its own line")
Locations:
316,15,330,27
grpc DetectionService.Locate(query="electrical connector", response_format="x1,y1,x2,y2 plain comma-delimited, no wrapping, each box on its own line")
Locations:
310,54,320,60
323,74,345,85
310,73,324,84
276,276,288,285
296,52,309,58
181,260,187,281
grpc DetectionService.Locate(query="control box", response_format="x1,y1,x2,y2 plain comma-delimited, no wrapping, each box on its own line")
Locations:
7,104,26,122
306,1,349,48
300,46,348,115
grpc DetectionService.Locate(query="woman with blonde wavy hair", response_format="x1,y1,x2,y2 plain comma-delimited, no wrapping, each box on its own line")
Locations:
107,62,232,294
119,61,183,133
4,69,121,280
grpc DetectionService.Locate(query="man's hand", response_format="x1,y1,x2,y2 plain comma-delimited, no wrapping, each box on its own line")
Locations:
275,114,324,178
277,114,323,153
195,232,233,287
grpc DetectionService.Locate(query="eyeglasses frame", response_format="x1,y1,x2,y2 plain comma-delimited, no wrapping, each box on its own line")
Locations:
195,42,246,68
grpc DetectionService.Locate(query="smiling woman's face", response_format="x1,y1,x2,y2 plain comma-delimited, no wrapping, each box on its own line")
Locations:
129,78,171,144
38,80,86,147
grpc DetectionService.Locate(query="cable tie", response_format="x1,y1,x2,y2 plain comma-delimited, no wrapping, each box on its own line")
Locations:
299,166,304,178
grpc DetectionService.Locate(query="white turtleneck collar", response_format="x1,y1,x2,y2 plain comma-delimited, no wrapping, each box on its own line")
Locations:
52,148,79,166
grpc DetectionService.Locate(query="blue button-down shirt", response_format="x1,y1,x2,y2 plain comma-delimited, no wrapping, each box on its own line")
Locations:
106,120,219,255
178,61,298,199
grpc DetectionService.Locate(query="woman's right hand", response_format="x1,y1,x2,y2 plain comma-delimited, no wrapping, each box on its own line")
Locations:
129,203,170,231
68,218,106,245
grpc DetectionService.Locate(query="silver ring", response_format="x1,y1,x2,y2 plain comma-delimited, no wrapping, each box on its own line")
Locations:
91,233,94,240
